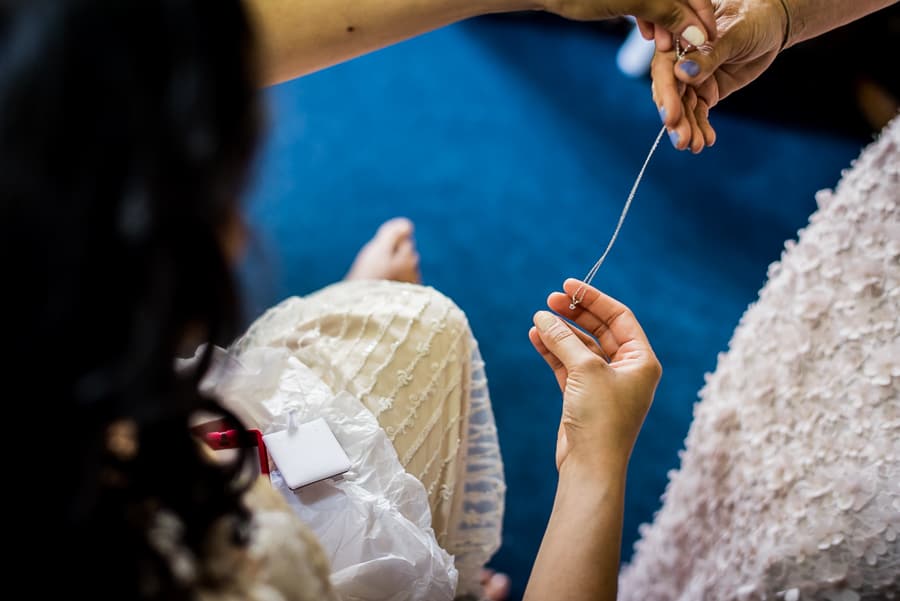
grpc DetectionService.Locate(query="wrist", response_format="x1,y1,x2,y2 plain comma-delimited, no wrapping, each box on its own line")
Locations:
559,448,629,484
556,454,628,512
773,0,793,51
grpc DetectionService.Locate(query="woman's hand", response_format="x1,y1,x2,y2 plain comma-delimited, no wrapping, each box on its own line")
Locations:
525,280,659,601
652,0,787,152
543,0,718,48
529,279,661,473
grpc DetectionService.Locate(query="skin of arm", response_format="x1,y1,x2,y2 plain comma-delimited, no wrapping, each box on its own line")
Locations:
245,0,533,84
524,279,663,600
525,456,629,600
245,0,719,84
782,0,898,48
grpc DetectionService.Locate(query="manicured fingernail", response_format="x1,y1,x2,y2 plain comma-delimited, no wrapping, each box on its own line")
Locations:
668,130,680,148
679,60,700,77
658,106,667,124
534,312,556,332
682,25,706,47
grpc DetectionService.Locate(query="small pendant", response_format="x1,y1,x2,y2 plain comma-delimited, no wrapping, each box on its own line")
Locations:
569,302,577,310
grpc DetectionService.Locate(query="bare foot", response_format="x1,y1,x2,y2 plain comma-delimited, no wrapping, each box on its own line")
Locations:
345,218,421,284
481,569,511,601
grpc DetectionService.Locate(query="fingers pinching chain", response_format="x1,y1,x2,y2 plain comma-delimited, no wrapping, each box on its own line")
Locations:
569,39,690,310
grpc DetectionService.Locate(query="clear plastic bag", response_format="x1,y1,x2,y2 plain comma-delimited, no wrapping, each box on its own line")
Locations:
208,346,458,601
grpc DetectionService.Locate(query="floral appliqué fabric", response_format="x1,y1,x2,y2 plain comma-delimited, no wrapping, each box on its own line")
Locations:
620,118,900,600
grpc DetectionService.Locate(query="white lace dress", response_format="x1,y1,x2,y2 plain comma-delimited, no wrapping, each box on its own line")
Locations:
618,118,900,600
228,280,506,599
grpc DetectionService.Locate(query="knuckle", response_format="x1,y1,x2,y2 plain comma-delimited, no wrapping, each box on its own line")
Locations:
591,322,609,341
686,90,698,109
645,357,663,380
545,325,572,345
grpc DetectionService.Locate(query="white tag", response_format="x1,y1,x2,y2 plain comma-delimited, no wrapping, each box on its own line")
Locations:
263,417,351,490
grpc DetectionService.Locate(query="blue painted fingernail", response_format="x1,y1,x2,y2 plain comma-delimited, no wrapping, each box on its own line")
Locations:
679,60,700,77
658,106,667,124
668,130,680,147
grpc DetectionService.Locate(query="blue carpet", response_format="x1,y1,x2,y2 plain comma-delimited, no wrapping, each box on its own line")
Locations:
240,16,863,600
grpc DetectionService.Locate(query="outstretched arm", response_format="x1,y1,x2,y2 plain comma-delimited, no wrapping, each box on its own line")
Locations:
245,0,515,84
245,0,719,84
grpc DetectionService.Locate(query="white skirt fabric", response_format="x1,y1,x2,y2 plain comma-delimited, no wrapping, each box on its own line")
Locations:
222,280,506,599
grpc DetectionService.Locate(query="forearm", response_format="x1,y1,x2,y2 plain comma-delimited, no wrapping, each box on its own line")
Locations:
524,457,628,601
781,0,898,48
244,0,539,84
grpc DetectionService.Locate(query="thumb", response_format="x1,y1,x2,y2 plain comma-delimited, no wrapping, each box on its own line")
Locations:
533,312,595,370
672,39,735,88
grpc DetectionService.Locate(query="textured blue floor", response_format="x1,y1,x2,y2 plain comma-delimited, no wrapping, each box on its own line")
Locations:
241,17,862,600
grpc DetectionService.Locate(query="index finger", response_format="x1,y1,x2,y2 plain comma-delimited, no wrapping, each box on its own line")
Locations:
562,279,653,352
652,49,683,131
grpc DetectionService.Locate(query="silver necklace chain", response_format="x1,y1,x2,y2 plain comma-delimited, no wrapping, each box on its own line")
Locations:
569,41,687,310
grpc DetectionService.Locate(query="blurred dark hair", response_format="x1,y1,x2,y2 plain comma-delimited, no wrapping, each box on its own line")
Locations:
1,0,262,597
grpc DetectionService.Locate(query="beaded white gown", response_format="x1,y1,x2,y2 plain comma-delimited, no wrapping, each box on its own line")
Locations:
618,118,900,600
